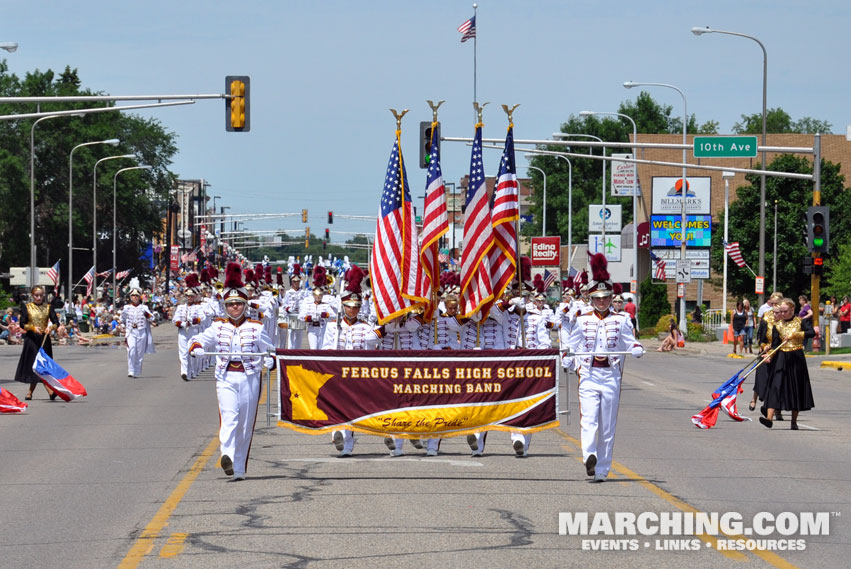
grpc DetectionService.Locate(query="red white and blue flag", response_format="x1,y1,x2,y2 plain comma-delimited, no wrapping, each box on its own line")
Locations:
488,125,519,302
691,358,757,429
47,260,60,291
419,122,449,321
542,269,557,290
82,265,96,298
724,240,747,268
32,348,88,402
459,122,495,318
115,268,132,281
0,387,28,413
649,251,666,280
370,132,427,324
96,268,113,278
457,15,476,42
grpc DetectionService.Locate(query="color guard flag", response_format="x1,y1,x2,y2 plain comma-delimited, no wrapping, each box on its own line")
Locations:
459,121,495,318
370,130,427,324
0,387,28,413
33,348,88,402
691,357,759,429
488,124,519,303
419,120,449,320
457,15,476,42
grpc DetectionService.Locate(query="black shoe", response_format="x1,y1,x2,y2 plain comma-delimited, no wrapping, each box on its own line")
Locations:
49,392,58,401
759,417,773,429
585,454,597,477
410,439,424,450
221,455,234,476
791,422,799,430
513,440,525,457
181,373,189,382
775,411,784,421
466,434,478,451
332,431,344,452
748,401,756,411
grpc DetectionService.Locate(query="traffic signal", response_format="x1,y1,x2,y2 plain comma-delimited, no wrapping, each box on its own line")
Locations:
305,226,310,248
225,76,250,132
323,240,327,250
324,228,330,240
302,209,308,223
806,205,830,253
328,211,334,224
813,256,824,275
802,256,814,275
419,121,440,169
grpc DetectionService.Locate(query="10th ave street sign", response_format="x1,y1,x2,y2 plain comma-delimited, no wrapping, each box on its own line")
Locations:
693,135,758,158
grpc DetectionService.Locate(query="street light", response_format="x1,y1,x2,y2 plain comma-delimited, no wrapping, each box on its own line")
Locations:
113,166,152,305
692,26,768,304
580,110,640,305
30,113,79,288
521,164,547,236
624,80,688,333
0,42,18,52
722,170,735,323
68,138,120,298
93,154,136,296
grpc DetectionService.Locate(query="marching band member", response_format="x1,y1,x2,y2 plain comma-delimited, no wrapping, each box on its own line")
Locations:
282,268,307,349
189,263,274,481
565,254,644,482
173,274,202,381
321,290,383,457
120,284,155,378
381,311,424,456
299,287,335,349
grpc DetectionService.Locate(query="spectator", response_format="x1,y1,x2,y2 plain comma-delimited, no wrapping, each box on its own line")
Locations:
798,295,814,351
691,305,703,324
743,298,755,354
731,300,747,355
657,318,683,352
623,296,637,331
839,296,851,335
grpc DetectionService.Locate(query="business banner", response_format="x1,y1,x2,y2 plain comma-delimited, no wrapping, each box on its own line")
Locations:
276,349,560,438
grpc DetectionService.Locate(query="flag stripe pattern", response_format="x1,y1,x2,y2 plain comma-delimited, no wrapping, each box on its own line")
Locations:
460,123,495,318
649,251,666,280
46,261,60,286
370,132,427,325
487,125,519,302
725,241,747,268
0,387,28,413
115,268,132,280
420,122,449,320
457,15,476,42
542,269,557,290
82,266,96,298
33,348,88,402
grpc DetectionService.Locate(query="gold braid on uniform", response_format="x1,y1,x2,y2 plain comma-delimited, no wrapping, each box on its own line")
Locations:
775,316,805,352
24,302,50,333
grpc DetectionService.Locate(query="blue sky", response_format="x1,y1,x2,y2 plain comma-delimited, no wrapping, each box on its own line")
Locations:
4,1,849,242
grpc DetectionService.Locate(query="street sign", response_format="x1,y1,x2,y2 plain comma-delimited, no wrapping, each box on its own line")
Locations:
588,205,622,233
611,154,638,196
693,136,758,158
755,276,765,295
676,260,691,284
588,234,621,262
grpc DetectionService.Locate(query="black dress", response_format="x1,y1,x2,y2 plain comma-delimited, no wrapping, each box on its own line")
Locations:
752,316,771,401
14,301,59,389
762,316,816,412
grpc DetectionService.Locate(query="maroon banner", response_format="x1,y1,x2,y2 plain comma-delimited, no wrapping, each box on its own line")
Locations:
276,349,560,438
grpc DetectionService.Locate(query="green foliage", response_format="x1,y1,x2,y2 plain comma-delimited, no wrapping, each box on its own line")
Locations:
710,154,850,299
639,276,672,330
823,242,851,299
732,108,832,134
245,232,369,265
0,63,177,290
654,313,678,335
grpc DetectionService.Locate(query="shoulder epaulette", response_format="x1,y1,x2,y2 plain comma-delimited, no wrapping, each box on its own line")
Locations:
248,318,263,324
213,317,227,322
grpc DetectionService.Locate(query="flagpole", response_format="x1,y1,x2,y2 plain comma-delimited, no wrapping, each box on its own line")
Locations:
472,3,477,114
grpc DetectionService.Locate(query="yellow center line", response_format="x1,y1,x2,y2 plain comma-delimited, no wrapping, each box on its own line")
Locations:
554,428,800,568
117,437,219,569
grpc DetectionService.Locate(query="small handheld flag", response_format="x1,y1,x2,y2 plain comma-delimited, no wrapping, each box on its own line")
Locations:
0,387,28,413
33,348,88,402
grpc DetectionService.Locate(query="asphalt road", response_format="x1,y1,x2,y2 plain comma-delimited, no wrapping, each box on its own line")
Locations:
1,329,849,569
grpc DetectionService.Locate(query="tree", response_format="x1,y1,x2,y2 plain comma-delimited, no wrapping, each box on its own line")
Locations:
823,242,851,300
0,63,177,292
638,276,671,331
732,108,832,134
709,154,850,299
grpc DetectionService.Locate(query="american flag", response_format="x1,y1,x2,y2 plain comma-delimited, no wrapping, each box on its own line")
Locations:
96,268,113,278
82,266,96,298
487,124,519,303
649,251,667,280
419,121,449,321
438,252,449,264
724,240,747,268
369,132,427,325
459,122,495,318
46,260,60,289
115,268,132,280
542,269,557,290
457,15,476,42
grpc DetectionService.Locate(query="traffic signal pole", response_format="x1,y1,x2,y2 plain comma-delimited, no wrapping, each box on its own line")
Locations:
811,134,822,333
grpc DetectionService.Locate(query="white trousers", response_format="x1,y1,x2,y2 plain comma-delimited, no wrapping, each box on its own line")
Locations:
177,331,191,376
287,328,304,350
125,331,147,376
510,432,532,452
306,327,325,349
578,367,621,477
217,370,262,476
332,429,355,454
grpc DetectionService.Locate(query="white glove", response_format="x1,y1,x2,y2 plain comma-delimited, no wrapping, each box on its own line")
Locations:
631,346,645,358
264,357,274,370
191,348,204,357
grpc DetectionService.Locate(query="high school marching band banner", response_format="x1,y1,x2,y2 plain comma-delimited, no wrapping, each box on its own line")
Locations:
276,349,560,438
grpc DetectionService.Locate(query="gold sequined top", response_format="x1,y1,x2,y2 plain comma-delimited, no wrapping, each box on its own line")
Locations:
24,302,50,333
758,310,776,351
773,316,806,352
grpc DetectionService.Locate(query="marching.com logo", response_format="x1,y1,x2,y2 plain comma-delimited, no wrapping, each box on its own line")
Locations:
558,511,837,552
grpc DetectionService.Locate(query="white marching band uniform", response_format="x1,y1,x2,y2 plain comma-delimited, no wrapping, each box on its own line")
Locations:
120,300,155,377
282,285,308,349
173,299,205,380
299,295,336,349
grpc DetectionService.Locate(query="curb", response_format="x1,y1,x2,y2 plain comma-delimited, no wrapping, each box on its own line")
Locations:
821,361,850,372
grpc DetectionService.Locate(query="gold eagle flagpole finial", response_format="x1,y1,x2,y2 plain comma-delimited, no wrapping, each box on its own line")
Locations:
426,100,445,123
501,104,520,127
473,101,489,124
390,108,409,131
